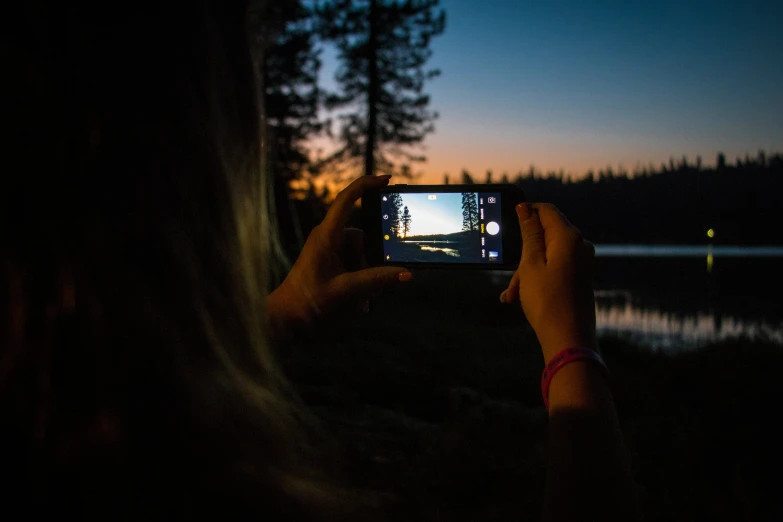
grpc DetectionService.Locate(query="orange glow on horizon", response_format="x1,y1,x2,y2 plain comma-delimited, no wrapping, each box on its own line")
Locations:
298,133,734,189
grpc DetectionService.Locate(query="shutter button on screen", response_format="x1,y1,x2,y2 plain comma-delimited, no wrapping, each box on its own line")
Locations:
486,221,500,235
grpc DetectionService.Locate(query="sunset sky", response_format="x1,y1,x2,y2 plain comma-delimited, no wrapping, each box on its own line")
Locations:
397,192,465,236
318,0,783,183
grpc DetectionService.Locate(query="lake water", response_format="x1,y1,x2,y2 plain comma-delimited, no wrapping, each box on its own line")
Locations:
595,245,783,257
492,245,783,351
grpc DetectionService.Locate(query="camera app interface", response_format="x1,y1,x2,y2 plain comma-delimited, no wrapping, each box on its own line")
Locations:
381,192,503,263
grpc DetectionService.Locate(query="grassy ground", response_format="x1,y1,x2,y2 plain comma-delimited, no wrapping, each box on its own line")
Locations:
281,270,783,521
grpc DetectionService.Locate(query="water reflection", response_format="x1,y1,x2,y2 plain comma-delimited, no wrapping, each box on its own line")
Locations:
594,245,783,257
595,291,783,351
488,246,783,350
419,244,460,257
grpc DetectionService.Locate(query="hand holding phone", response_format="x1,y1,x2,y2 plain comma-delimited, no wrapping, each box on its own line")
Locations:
500,203,596,362
267,175,413,336
364,184,525,269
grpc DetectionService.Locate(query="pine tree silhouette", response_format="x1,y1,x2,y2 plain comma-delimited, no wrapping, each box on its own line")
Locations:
388,192,404,238
401,206,412,238
461,193,479,231
318,0,445,177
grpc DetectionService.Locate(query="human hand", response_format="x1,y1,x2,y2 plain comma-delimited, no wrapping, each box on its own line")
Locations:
267,175,413,337
499,203,596,363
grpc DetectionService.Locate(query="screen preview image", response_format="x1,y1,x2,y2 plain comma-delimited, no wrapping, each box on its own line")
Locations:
381,192,503,263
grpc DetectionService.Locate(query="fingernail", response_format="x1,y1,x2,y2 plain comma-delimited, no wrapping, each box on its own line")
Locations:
398,271,413,282
499,291,506,303
378,174,392,179
516,203,530,220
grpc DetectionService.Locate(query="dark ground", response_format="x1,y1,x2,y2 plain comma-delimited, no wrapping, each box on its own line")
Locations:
280,269,783,522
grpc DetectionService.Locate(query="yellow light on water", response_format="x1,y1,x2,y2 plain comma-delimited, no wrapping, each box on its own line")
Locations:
707,228,715,239
707,253,713,273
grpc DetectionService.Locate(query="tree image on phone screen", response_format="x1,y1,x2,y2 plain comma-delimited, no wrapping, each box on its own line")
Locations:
381,192,502,263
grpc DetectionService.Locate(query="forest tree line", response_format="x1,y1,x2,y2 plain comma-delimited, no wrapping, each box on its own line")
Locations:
257,2,780,247
451,151,783,245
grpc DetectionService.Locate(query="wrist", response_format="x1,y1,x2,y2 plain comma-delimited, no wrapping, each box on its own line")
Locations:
547,361,612,411
540,344,609,410
266,284,311,340
539,334,598,364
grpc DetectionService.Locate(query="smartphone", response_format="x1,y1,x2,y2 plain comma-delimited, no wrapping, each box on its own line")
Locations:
364,184,524,269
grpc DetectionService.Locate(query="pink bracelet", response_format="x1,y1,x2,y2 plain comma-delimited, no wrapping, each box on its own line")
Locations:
540,347,608,410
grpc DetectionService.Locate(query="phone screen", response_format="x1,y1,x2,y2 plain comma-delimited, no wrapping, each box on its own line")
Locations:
380,191,503,264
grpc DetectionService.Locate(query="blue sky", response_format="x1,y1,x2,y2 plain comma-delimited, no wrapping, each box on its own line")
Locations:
318,0,783,182
398,192,465,236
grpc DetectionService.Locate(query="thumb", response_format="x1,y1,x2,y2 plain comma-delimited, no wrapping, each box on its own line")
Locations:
324,266,413,303
517,203,546,264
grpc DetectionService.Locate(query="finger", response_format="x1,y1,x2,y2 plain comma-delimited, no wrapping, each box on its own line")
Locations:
529,203,577,233
500,270,520,304
516,203,546,265
323,175,392,240
323,266,412,304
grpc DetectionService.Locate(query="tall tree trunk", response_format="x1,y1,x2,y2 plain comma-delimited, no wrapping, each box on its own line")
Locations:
360,0,379,229
364,0,378,178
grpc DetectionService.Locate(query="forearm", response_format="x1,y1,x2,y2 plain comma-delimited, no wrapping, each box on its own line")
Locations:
542,362,640,522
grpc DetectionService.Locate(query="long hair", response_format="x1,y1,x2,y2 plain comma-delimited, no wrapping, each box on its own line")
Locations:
1,1,338,519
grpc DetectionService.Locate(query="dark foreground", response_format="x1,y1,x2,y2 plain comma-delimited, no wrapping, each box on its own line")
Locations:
281,270,783,522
